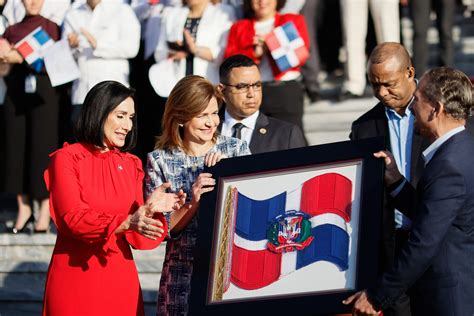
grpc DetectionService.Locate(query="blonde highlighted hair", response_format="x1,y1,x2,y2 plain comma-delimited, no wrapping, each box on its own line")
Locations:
156,75,222,150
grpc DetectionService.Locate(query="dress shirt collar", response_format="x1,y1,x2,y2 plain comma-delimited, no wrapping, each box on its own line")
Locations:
384,96,415,119
422,126,465,165
224,110,259,131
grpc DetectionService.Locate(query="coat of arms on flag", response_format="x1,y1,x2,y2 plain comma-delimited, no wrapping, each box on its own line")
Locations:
212,173,355,301
265,21,309,72
14,27,54,72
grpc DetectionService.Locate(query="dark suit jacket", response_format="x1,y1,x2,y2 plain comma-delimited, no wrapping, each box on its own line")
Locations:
219,112,307,154
370,130,474,315
350,102,428,271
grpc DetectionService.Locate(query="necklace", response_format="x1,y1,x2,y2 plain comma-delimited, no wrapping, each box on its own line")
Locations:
185,17,201,41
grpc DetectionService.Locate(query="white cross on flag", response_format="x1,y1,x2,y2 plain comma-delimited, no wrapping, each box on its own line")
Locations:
265,21,309,73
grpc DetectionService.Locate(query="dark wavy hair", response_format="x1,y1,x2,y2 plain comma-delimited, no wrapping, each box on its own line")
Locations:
75,81,137,152
243,0,287,19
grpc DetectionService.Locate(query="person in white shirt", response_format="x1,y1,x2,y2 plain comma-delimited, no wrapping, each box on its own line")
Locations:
63,0,140,121
3,0,71,26
150,0,234,97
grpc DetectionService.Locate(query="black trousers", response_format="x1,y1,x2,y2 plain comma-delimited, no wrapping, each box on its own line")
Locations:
2,69,59,199
410,0,455,76
260,80,305,132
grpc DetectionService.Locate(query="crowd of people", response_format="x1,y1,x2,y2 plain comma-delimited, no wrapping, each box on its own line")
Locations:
0,0,473,315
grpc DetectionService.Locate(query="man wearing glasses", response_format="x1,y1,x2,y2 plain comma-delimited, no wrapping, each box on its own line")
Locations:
218,54,307,154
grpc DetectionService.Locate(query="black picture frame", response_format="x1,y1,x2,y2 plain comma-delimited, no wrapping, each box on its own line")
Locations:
189,137,385,315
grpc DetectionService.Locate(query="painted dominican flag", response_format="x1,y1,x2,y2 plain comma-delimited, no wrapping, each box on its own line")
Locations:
15,27,54,72
265,21,309,73
226,173,352,291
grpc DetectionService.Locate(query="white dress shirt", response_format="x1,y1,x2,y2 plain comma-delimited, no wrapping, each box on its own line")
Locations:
221,110,259,146
63,1,140,104
423,126,465,165
385,101,414,230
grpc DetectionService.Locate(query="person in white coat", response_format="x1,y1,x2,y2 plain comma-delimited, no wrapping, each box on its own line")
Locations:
150,0,234,97
63,0,140,120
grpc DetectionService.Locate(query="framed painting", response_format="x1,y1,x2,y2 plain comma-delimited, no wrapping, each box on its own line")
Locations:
188,137,385,315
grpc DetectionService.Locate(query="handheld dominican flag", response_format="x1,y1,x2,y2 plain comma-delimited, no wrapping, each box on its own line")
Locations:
265,21,309,73
15,27,54,72
224,173,352,291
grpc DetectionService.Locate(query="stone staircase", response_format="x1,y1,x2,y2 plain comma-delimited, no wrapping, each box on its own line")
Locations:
0,229,167,315
304,97,375,146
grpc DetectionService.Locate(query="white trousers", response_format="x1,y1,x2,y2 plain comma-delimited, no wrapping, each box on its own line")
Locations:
340,0,400,95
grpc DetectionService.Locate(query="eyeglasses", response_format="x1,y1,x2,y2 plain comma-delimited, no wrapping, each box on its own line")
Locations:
222,81,262,93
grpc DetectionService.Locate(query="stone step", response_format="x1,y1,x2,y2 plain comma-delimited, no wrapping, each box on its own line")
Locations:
305,131,351,146
0,272,45,301
0,234,166,308
0,271,162,303
0,302,43,316
303,99,374,137
0,302,156,316
305,98,375,114
304,111,361,133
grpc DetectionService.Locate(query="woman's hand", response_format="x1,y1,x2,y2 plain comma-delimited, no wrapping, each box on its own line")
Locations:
80,28,97,49
253,35,266,58
204,152,227,167
67,32,80,48
191,173,215,204
146,182,186,213
183,29,196,54
128,205,165,240
0,49,23,64
183,29,213,61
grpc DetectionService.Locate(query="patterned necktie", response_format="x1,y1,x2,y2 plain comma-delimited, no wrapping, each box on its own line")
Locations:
232,122,245,139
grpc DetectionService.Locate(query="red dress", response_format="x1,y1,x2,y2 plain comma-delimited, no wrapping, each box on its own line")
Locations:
42,143,166,316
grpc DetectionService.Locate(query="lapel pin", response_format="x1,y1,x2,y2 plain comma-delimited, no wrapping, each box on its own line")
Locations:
259,128,267,135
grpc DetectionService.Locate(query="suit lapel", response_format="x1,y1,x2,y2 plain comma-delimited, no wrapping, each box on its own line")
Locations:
249,113,269,153
374,103,390,149
410,131,427,185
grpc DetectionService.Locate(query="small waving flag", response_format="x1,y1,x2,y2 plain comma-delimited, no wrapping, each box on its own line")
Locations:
227,173,352,291
15,27,54,72
265,21,309,72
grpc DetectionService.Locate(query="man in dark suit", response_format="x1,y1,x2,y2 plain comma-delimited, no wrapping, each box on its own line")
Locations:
350,42,422,316
346,67,474,315
218,54,307,154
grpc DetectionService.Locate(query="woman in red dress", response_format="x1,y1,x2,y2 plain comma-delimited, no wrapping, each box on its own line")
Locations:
224,0,309,132
42,81,185,316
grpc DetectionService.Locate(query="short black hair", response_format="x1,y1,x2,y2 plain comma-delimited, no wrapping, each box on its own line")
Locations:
243,0,287,19
219,54,258,83
75,81,137,152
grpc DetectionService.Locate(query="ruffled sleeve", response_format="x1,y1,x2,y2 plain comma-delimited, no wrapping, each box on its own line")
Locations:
45,145,128,249
125,154,167,250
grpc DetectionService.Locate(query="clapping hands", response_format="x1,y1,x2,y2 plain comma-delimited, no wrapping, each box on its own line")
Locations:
146,182,186,213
